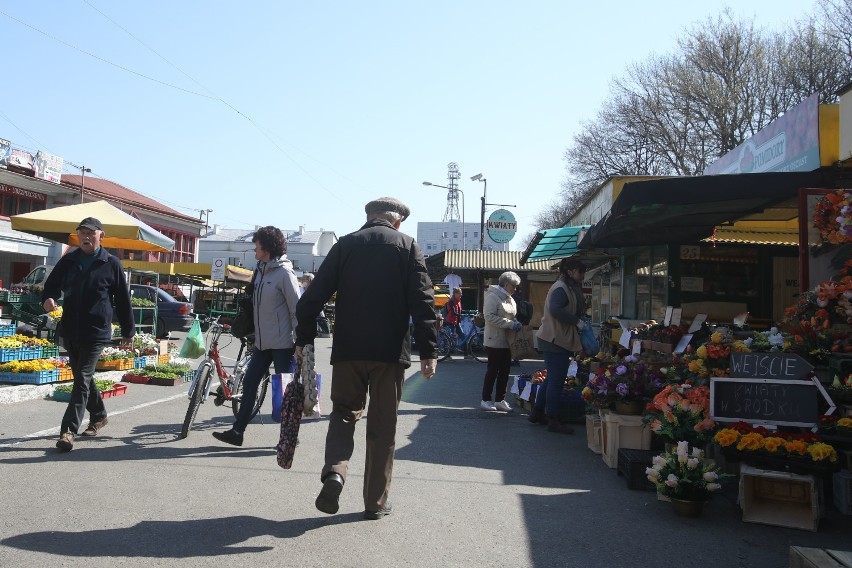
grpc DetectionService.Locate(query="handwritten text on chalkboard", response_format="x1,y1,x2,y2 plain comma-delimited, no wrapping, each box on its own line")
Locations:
710,378,819,427
729,352,813,381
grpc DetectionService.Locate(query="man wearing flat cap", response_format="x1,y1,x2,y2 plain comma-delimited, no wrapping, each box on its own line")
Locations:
296,197,437,521
42,216,135,452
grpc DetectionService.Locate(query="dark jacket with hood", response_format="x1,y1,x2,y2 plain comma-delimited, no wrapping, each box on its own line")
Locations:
41,247,135,343
295,218,436,367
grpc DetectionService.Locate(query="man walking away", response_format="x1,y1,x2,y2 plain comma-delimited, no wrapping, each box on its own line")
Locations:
295,197,438,520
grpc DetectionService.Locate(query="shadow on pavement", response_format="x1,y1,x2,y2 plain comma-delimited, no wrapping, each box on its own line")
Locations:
1,513,363,558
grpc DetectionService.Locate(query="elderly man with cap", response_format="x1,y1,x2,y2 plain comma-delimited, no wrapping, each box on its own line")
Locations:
295,196,438,520
42,216,135,452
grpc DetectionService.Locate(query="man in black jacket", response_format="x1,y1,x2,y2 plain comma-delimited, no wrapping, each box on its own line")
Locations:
41,217,135,452
295,197,437,520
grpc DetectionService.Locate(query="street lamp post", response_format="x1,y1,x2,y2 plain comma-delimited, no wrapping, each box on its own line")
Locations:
471,174,486,250
422,181,465,249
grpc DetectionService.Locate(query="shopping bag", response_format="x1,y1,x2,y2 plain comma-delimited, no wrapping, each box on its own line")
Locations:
276,345,312,469
230,297,254,339
580,320,600,356
179,318,206,359
270,373,293,422
507,327,538,360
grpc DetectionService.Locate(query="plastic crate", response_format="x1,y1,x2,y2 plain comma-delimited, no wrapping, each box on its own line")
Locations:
18,347,41,361
0,348,21,362
158,354,170,365
182,369,193,382
617,448,656,490
53,389,72,402
0,323,15,337
41,345,60,358
0,369,60,384
833,470,852,516
144,355,158,366
122,373,150,384
133,357,146,369
58,368,73,381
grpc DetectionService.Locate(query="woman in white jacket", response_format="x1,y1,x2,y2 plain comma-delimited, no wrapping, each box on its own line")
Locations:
480,271,523,411
213,226,301,446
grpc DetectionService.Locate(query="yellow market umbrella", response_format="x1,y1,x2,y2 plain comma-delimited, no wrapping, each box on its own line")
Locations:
11,200,174,252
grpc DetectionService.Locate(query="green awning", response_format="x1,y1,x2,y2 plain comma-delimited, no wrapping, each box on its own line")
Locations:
519,226,590,265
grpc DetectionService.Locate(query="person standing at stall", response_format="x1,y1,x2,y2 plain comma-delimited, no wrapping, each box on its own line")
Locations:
295,197,438,521
41,217,135,452
481,271,523,412
212,225,301,446
531,258,586,434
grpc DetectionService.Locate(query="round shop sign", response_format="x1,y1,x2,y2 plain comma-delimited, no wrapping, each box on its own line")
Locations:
487,209,517,243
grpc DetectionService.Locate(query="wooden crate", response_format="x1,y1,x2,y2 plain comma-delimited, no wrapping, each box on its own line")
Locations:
586,413,602,454
789,546,852,568
739,464,823,532
601,409,652,468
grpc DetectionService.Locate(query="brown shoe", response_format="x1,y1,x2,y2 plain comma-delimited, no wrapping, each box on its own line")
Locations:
81,417,108,437
56,432,74,452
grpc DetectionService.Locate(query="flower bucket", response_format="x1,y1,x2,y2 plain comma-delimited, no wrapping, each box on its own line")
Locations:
671,498,705,518
613,399,644,415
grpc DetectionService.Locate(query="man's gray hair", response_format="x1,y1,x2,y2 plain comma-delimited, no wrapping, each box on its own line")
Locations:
369,211,403,224
498,271,521,287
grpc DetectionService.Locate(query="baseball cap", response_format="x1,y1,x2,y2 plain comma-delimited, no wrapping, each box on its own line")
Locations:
76,217,104,231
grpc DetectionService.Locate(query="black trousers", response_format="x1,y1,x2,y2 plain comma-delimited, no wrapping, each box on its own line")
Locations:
61,338,107,435
482,347,512,402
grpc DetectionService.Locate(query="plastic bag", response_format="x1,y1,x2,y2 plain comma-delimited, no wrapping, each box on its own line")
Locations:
179,318,206,359
579,319,599,356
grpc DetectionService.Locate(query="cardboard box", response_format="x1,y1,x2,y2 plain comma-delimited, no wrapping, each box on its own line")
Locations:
586,414,602,454
833,470,852,516
739,464,823,531
789,546,852,568
158,340,169,356
600,409,652,468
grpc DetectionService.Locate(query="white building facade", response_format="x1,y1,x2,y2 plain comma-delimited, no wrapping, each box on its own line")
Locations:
416,221,508,256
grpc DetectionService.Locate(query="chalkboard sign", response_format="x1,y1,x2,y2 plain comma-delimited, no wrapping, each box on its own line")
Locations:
729,352,813,380
710,378,823,427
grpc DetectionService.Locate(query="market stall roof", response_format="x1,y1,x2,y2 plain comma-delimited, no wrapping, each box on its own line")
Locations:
579,170,840,249
519,225,590,265
10,200,174,252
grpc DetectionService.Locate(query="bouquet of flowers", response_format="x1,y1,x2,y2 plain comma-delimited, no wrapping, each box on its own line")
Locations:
643,384,716,446
581,354,663,408
713,422,838,465
782,283,852,364
745,327,792,352
646,441,729,501
813,189,852,246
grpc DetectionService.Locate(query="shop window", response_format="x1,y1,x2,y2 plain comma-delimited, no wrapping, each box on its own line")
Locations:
610,268,622,319
636,249,651,320
651,246,668,321
623,255,637,318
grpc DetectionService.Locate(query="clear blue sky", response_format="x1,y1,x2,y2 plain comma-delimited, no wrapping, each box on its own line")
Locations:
0,1,816,248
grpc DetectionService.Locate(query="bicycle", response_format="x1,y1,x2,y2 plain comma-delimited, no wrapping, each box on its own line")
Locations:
436,313,486,362
180,316,269,439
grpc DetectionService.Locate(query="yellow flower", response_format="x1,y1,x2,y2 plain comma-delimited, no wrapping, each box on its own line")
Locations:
762,437,786,453
784,439,809,456
807,442,837,462
696,346,708,359
732,341,750,353
838,417,852,428
714,428,739,447
711,332,723,344
737,432,765,451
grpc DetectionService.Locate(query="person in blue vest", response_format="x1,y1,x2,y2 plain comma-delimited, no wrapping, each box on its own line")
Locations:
41,217,135,452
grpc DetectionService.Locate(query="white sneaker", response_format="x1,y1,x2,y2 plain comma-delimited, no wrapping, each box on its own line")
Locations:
494,399,513,412
480,400,497,411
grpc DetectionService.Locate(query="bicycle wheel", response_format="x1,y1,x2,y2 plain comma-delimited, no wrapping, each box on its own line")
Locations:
181,360,214,438
467,330,487,363
232,372,270,420
436,328,453,361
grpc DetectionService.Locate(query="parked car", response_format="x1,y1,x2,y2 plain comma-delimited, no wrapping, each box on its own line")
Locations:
13,265,55,292
129,284,193,338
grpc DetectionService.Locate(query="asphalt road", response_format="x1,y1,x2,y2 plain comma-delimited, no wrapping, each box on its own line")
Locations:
0,333,851,568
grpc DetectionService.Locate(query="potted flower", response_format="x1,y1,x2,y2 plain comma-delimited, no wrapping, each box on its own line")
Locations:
643,384,716,449
646,441,729,517
713,423,839,474
581,354,663,414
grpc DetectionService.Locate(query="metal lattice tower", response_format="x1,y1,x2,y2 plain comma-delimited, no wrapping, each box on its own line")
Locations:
442,162,461,222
